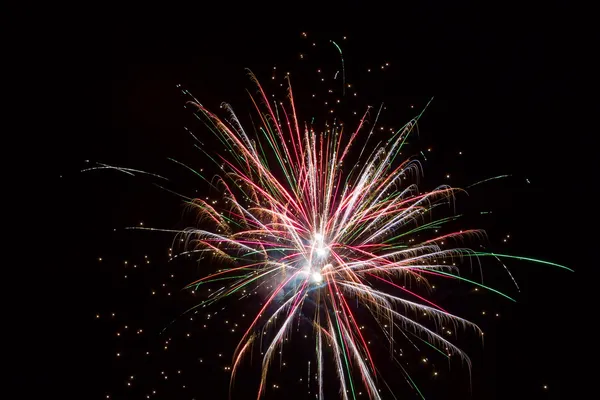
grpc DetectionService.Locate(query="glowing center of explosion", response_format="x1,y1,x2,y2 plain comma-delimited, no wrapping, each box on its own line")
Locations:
300,262,327,284
311,271,323,283
314,233,328,257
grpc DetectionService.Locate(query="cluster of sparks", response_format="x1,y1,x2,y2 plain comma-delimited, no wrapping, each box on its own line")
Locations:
130,72,570,400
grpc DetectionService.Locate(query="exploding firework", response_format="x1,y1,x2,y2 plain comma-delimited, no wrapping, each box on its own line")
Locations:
89,67,572,398
133,71,569,399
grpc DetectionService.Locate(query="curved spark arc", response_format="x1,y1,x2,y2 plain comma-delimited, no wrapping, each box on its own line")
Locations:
169,72,570,398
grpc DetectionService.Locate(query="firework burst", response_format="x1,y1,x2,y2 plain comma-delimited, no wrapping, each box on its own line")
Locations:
94,70,572,399
156,72,543,399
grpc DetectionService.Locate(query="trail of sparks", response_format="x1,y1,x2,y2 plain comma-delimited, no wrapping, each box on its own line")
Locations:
331,40,346,96
81,162,168,180
466,174,511,188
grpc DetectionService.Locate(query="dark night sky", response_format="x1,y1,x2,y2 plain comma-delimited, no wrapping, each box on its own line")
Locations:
19,1,595,399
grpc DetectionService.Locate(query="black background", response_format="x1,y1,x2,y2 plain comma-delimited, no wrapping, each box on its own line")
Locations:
16,1,595,399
